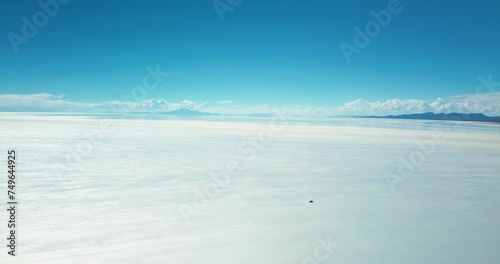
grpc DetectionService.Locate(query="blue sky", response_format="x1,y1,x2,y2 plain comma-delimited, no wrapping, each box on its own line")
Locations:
1,0,499,115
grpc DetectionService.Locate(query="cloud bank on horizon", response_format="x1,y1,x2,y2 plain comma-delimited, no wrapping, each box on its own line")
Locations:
1,92,499,117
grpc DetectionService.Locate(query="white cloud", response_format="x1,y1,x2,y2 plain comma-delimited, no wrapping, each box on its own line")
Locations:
179,100,209,110
1,92,499,116
337,98,432,116
99,99,170,110
257,104,269,110
97,99,211,112
0,93,95,110
217,100,234,105
337,92,500,116
427,93,500,115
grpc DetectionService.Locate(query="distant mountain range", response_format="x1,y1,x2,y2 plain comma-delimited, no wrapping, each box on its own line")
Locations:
367,112,500,123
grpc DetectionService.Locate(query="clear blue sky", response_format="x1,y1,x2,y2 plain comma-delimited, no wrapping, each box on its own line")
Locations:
1,0,499,111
